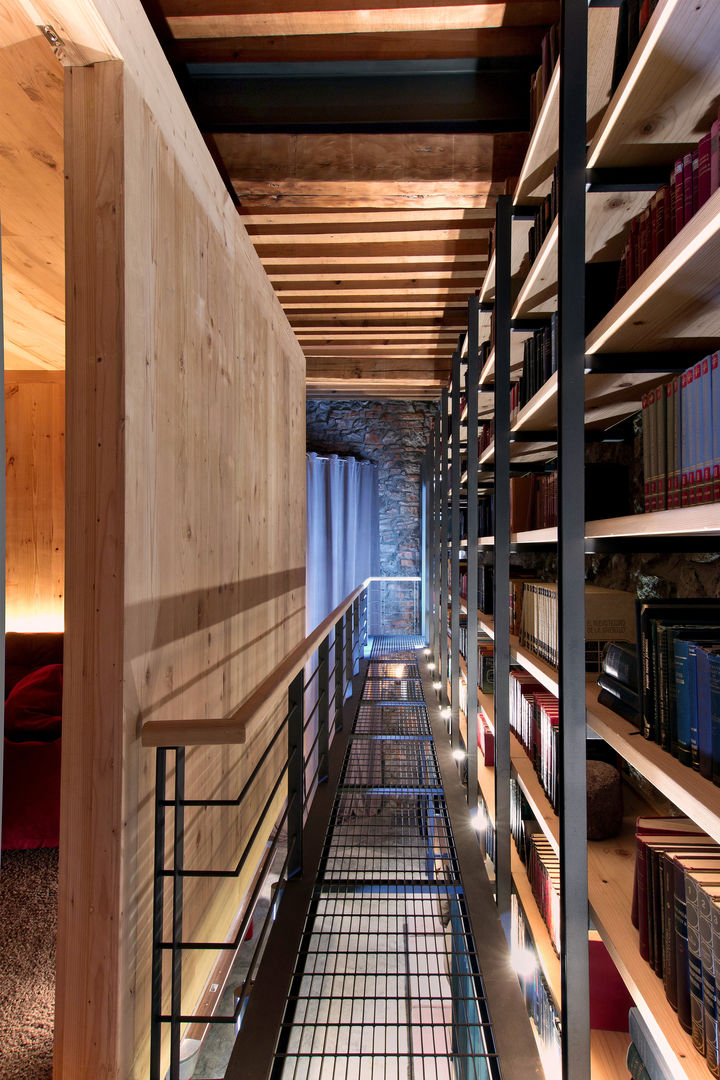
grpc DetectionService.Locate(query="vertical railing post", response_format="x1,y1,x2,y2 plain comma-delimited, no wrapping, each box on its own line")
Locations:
466,295,480,812
318,635,330,783
150,748,167,1080
334,619,344,732
450,343,461,752
439,387,450,707
345,605,353,687
170,747,185,1080
287,670,304,880
352,597,360,670
362,589,368,647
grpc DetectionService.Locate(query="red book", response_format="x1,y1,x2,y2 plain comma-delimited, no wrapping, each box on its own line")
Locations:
650,186,667,259
692,149,699,216
588,939,634,1030
698,133,712,208
674,157,685,235
681,369,691,506
693,360,703,504
683,151,694,225
669,171,677,240
711,118,720,194
637,206,651,275
713,353,720,502
628,214,641,287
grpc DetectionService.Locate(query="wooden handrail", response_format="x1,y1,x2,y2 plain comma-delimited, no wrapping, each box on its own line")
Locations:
141,582,366,748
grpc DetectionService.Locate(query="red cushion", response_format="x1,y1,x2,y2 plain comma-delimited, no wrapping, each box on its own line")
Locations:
1,738,61,849
4,664,63,742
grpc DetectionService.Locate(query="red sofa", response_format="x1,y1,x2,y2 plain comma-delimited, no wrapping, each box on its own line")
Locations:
1,633,63,850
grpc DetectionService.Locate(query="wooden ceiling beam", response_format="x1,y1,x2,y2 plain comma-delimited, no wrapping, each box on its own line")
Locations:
241,209,496,225
261,256,487,269
234,185,498,208
166,2,559,38
269,271,484,284
247,226,491,244
218,132,526,183
171,26,546,64
255,240,488,259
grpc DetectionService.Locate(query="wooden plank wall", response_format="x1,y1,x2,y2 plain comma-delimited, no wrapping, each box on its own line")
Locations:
59,52,306,1080
5,371,65,630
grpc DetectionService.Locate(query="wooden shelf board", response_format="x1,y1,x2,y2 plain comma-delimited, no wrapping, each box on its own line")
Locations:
588,787,710,1080
459,652,467,679
588,0,720,171
510,635,560,697
477,749,496,828
479,688,494,732
591,1030,632,1080
512,216,559,319
586,681,720,846
515,7,618,201
511,844,562,1012
511,737,560,856
586,186,720,355
480,222,533,304
509,504,720,546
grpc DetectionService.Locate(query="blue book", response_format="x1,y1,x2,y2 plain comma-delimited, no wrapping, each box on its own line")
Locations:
675,639,692,762
712,352,720,502
628,1006,673,1080
696,644,720,780
711,652,720,786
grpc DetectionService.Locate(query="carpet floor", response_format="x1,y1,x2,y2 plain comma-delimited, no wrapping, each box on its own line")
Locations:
0,848,57,1080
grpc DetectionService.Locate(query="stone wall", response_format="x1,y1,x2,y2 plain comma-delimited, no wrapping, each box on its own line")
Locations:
306,399,436,632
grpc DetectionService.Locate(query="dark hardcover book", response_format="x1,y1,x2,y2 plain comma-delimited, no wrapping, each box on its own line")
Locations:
601,641,639,688
626,1043,652,1080
627,0,641,59
698,132,712,209
636,600,720,745
597,672,640,712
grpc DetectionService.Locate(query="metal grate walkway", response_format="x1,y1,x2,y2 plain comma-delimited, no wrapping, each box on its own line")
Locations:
270,636,500,1080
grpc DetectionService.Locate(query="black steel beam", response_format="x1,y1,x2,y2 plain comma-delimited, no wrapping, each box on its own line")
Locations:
186,60,533,132
466,295,480,813
585,166,669,191
451,350,462,750
558,1,591,1076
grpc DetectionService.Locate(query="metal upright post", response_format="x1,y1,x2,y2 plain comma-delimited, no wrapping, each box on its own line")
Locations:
450,348,461,751
287,670,304,879
345,606,353,688
466,296,480,809
334,620,344,732
558,1,590,1076
493,194,513,918
318,634,329,783
150,749,167,1080
439,388,450,709
421,450,430,642
353,597,360,670
432,413,442,668
170,747,186,1080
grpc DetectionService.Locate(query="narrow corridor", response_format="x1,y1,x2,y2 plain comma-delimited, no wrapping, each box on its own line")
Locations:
269,636,500,1080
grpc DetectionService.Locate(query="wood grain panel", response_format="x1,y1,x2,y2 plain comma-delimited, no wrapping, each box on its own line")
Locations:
0,2,65,369
218,131,527,184
172,25,547,63
5,371,65,630
57,12,306,1076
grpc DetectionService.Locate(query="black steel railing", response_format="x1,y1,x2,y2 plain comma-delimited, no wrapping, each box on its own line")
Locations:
144,585,368,1080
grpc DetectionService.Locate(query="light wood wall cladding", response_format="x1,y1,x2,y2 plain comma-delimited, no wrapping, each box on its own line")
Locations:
57,7,306,1075
5,371,65,629
0,3,65,370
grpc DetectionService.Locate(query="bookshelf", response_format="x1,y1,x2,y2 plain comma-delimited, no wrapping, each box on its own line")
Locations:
425,4,720,1080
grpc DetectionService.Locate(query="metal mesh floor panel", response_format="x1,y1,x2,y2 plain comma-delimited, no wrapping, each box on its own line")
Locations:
367,661,421,680
341,740,441,791
354,704,431,739
270,637,499,1080
363,679,424,702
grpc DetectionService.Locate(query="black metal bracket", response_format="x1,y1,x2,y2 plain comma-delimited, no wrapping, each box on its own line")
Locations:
585,166,669,192
509,430,557,443
512,204,541,220
511,317,552,332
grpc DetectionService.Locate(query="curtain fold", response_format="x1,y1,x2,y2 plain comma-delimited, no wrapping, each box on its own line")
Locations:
306,453,379,634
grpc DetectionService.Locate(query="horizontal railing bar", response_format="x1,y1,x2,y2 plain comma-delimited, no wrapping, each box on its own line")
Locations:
304,663,321,691
141,582,366,747
304,728,321,763
302,688,327,732
159,807,290,950
164,762,288,879
168,714,289,808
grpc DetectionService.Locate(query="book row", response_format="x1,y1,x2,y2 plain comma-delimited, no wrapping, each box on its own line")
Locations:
510,671,560,811
616,107,720,301
520,582,635,672
634,815,720,1074
641,353,720,511
513,317,558,419
510,890,562,1078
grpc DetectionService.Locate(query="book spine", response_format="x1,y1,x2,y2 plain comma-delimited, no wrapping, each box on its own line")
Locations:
699,884,718,1073
663,853,678,1009
626,1043,652,1080
648,387,658,512
712,904,720,1077
675,860,692,1032
684,152,695,225
672,375,682,507
674,158,685,235
697,646,714,781
602,642,638,687
665,379,675,511
686,874,706,1053
713,119,720,195
689,641,700,769
681,368,691,506
642,394,651,511
711,653,720,788
699,133,713,208
656,381,667,510
713,353,720,503
674,638,692,766
692,361,703,505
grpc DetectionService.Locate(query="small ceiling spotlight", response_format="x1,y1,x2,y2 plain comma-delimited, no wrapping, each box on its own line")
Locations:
452,748,466,763
433,680,442,691
511,946,538,981
441,706,451,720
471,810,486,833
428,661,435,671
424,648,431,657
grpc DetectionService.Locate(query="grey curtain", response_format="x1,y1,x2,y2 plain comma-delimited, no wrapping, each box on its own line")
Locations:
306,453,379,634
